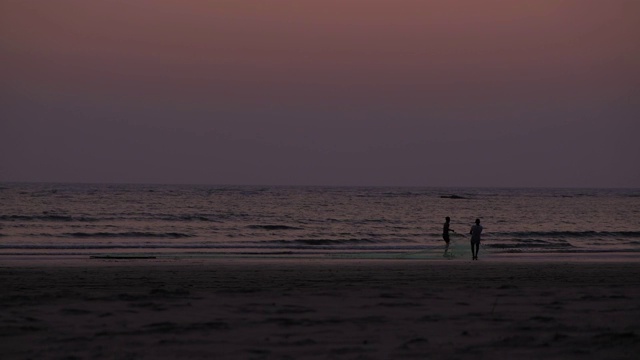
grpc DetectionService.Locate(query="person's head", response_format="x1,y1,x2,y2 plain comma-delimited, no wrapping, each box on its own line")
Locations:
445,216,450,222
475,218,480,225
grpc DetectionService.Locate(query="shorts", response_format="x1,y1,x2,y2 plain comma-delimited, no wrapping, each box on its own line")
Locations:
470,238,480,245
442,235,450,243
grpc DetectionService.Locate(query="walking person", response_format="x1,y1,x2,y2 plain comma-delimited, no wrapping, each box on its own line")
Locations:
469,218,483,260
442,216,455,257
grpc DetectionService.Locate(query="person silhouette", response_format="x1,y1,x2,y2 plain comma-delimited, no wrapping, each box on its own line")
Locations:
442,216,455,257
469,218,483,260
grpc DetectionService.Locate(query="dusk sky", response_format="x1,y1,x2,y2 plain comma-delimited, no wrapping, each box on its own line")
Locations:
1,0,638,187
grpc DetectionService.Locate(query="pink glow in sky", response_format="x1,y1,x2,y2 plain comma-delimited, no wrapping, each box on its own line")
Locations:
1,1,639,187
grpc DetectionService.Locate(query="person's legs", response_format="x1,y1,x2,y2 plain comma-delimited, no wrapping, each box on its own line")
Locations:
470,241,479,259
444,240,450,256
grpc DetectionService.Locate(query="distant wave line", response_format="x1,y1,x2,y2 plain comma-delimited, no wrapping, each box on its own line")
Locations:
246,225,302,230
491,231,640,238
61,231,195,238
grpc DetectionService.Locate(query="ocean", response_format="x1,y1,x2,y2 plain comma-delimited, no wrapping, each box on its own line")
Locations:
1,183,639,258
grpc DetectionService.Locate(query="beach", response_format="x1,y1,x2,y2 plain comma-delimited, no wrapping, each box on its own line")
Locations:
2,256,639,359
3,0,640,358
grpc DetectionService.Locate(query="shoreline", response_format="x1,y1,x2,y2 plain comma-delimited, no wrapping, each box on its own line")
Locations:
1,251,640,268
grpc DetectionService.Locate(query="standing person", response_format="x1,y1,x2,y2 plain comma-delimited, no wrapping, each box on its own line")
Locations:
442,216,455,257
469,218,483,260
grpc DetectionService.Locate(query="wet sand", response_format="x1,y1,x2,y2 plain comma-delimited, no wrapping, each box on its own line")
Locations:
2,256,640,359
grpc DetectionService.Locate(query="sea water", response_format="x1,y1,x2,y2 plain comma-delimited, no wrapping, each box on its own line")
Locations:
1,183,639,258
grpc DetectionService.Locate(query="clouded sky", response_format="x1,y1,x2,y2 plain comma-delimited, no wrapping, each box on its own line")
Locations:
1,0,639,187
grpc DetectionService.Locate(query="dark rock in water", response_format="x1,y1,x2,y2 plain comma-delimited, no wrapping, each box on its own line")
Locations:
440,195,466,199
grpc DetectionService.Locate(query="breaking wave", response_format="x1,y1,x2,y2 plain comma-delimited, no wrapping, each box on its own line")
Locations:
62,232,194,238
0,215,97,222
493,231,640,239
247,225,302,230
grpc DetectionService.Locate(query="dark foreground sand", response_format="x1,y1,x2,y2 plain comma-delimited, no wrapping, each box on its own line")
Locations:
2,257,640,359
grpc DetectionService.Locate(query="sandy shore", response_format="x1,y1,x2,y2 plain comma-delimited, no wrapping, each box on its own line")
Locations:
2,257,640,359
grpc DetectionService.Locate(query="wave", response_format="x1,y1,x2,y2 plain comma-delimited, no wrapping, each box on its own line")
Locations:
2,243,638,255
0,243,431,251
493,231,640,239
487,242,575,249
270,238,377,245
161,215,221,222
247,225,302,230
0,214,97,222
0,244,229,250
0,213,246,223
62,232,194,238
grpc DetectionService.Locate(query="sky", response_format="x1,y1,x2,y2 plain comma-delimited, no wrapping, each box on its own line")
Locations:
1,0,639,188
